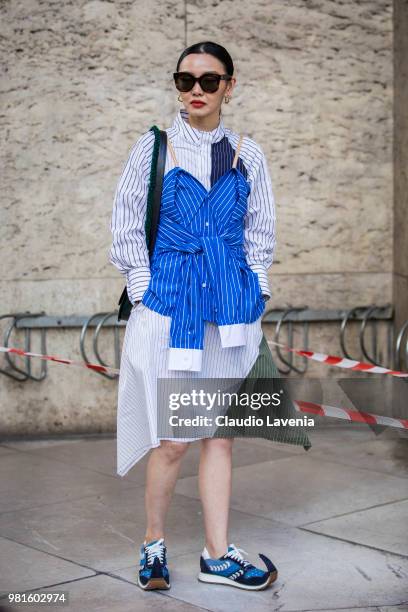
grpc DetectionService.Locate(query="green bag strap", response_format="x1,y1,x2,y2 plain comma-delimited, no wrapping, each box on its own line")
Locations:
144,125,162,246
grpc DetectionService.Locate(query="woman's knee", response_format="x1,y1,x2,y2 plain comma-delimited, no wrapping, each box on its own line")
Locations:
201,437,234,452
159,440,190,461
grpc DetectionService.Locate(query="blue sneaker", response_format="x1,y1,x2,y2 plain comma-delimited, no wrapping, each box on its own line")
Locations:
138,537,170,590
198,543,278,590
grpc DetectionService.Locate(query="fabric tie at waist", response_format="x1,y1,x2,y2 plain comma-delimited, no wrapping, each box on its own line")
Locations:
155,216,247,366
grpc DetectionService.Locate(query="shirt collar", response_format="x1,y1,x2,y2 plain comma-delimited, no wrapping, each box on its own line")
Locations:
172,107,226,146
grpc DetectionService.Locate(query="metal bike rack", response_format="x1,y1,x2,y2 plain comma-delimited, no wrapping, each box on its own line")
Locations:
1,312,123,381
272,306,309,375
0,303,404,381
0,313,47,381
79,312,121,380
395,319,408,371
340,306,364,361
263,304,395,374
359,305,393,367
339,304,394,368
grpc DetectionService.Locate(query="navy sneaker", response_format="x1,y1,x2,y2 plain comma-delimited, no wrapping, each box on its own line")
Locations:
138,537,170,590
198,543,278,590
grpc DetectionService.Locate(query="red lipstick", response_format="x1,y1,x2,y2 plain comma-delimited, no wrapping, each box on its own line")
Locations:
191,101,206,108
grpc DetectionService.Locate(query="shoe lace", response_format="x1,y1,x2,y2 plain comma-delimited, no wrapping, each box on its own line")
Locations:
224,544,253,568
145,540,165,566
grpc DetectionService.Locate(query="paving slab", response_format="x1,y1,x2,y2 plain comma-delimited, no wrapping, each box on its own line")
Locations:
1,489,407,611
175,454,408,526
1,437,302,483
0,536,94,598
307,421,383,442
0,446,18,458
114,519,408,612
307,428,408,466
0,451,136,515
309,437,408,478
1,438,90,451
2,438,123,480
1,573,203,612
302,498,408,556
0,488,207,573
230,422,383,457
1,433,407,611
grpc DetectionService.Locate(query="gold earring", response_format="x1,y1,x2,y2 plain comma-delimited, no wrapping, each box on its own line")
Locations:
224,95,231,104
178,93,183,102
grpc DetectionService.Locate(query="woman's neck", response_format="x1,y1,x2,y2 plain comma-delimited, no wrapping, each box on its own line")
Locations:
187,108,221,132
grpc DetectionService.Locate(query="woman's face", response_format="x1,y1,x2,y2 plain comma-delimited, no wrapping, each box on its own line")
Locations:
177,53,236,119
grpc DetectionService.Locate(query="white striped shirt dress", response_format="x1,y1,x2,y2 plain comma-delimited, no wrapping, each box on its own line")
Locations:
109,108,277,477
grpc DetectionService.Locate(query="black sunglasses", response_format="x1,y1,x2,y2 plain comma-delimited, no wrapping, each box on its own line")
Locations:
173,71,232,93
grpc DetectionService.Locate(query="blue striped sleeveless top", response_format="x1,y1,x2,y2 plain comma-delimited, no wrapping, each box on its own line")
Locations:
141,134,265,356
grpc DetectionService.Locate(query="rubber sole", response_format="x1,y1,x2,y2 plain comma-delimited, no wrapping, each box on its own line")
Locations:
197,569,278,590
137,575,171,590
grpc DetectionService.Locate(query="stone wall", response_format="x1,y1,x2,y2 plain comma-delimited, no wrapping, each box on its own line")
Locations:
394,0,408,336
0,0,396,435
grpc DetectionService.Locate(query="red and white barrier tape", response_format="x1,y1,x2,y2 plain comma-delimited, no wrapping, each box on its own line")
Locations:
4,343,407,379
0,346,120,376
293,400,408,429
1,345,407,430
268,340,408,378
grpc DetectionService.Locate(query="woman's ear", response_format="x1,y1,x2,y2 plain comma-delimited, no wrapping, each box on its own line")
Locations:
228,76,237,95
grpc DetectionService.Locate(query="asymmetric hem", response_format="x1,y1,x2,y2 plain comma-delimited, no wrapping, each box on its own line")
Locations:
116,302,263,477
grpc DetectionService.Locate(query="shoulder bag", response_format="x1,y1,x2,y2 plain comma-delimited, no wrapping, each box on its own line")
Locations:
117,126,168,322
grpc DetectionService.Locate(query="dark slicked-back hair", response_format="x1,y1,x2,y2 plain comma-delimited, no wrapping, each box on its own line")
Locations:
176,41,234,76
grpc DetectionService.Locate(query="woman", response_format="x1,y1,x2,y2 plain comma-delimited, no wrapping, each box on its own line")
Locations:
109,41,306,592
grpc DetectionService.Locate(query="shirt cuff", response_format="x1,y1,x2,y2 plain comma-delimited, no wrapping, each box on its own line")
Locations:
126,266,151,305
249,264,271,300
218,324,246,347
168,348,203,371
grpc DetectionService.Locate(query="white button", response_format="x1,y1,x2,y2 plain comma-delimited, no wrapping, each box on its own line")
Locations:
205,221,209,227
202,282,206,288
182,353,192,369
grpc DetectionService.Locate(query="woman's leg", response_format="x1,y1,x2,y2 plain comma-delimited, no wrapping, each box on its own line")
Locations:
144,440,191,542
198,437,234,558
